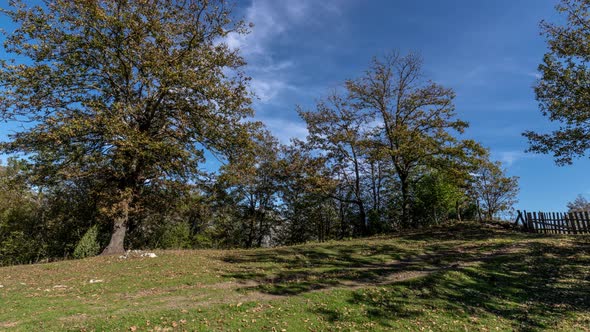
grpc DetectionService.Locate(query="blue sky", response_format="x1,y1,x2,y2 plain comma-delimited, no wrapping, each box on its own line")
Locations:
0,0,588,212
225,0,588,212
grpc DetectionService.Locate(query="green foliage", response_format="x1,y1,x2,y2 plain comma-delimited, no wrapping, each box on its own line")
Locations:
0,159,44,266
524,0,590,164
158,222,192,250
471,161,519,220
413,172,463,225
73,225,101,259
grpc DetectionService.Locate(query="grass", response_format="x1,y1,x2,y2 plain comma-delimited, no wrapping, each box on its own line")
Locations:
1,221,589,331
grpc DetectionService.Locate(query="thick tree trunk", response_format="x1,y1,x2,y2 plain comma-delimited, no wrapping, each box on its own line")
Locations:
101,198,129,255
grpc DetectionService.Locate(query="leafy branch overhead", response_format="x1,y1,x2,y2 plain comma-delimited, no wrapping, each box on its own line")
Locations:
524,0,590,165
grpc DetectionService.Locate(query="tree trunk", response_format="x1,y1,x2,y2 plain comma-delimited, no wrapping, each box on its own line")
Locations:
101,198,129,255
400,174,411,227
358,201,367,235
476,199,483,222
339,200,346,239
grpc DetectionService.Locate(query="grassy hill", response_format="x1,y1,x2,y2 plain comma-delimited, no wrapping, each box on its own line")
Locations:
0,222,589,331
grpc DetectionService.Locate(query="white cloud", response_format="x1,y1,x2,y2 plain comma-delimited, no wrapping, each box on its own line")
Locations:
260,117,308,144
528,72,542,79
221,0,346,144
250,78,291,103
227,1,343,56
223,0,344,105
496,150,527,167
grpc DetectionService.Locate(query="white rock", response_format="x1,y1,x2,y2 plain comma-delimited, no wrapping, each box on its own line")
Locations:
0,285,4,288
141,253,157,258
53,285,67,288
89,279,104,284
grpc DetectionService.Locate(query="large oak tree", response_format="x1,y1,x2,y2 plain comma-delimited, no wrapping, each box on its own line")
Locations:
0,0,253,254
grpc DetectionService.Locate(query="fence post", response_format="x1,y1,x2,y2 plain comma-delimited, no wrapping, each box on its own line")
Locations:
568,212,578,235
515,210,524,227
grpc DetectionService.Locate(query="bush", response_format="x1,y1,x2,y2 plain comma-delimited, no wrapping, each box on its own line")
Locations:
159,221,192,249
0,231,45,266
73,225,101,259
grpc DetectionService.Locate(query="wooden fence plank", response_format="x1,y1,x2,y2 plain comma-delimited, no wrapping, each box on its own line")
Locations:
569,212,578,235
561,212,569,234
526,211,534,233
515,210,590,234
556,212,563,234
575,212,583,234
584,211,590,234
576,212,584,234
539,212,551,234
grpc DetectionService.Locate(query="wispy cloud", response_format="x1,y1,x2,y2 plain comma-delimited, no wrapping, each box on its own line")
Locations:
495,150,529,167
260,117,309,144
221,0,346,144
225,0,344,105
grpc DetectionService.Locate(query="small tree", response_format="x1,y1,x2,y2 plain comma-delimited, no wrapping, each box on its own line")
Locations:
0,1,253,254
413,171,463,225
567,194,590,212
524,0,590,165
471,161,519,220
217,127,282,248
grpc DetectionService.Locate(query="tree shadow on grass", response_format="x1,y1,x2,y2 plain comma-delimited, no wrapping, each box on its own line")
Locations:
335,241,590,331
219,223,590,330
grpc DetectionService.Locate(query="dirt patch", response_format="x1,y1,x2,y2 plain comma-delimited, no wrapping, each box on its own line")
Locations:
0,321,19,328
58,313,89,323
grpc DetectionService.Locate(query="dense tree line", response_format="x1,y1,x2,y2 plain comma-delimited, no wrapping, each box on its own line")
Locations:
0,0,519,266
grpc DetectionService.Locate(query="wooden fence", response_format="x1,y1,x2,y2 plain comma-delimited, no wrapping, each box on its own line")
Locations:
516,210,590,234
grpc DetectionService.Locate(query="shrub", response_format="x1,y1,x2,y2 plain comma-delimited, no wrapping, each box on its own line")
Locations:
159,221,192,249
73,225,101,259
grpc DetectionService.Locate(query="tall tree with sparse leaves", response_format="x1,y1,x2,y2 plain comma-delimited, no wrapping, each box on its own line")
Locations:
346,52,470,227
0,0,253,255
524,0,590,165
299,93,372,235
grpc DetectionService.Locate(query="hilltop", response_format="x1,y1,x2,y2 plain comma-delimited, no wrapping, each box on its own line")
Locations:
1,222,589,331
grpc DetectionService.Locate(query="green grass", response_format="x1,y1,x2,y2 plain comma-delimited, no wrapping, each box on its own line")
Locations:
1,221,589,331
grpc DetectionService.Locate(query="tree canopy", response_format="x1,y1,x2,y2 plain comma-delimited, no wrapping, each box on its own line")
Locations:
0,1,521,263
524,0,590,165
0,0,253,254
